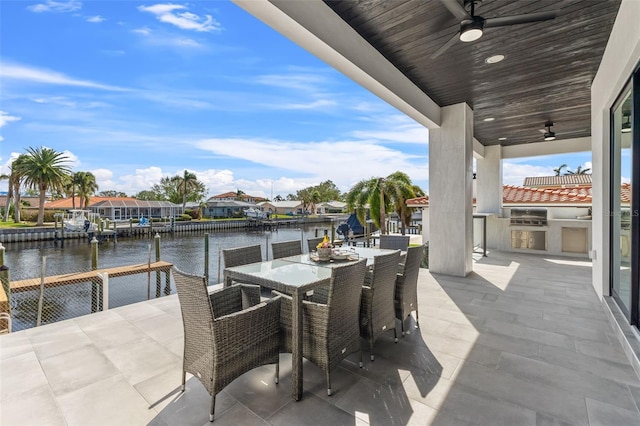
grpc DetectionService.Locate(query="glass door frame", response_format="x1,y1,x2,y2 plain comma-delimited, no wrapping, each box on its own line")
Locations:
610,64,640,325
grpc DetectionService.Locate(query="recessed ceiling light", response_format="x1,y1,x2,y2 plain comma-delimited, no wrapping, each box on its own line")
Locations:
483,117,495,122
485,54,505,64
498,137,507,141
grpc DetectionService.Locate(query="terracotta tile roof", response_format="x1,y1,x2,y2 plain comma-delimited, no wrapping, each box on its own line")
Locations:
409,183,629,207
502,185,592,205
211,192,238,199
621,183,631,203
522,175,592,187
209,192,267,202
407,196,429,207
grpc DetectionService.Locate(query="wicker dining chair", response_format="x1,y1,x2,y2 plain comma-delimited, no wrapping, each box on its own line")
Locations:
379,234,410,251
306,237,324,253
271,239,302,259
359,249,402,360
222,244,263,287
222,244,263,268
275,259,367,396
172,267,281,422
395,245,423,335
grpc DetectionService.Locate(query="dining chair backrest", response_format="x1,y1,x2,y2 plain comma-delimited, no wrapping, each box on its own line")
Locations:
401,245,422,290
379,234,410,250
307,237,324,253
360,249,402,358
369,249,402,304
172,267,215,380
395,245,423,332
272,240,302,260
326,259,367,339
222,244,263,268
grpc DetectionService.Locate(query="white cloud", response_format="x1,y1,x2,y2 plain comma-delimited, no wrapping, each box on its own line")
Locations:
60,150,80,168
192,137,427,190
114,166,165,195
196,169,235,191
502,162,552,186
132,27,152,36
0,111,21,127
27,0,81,13
86,15,105,23
32,96,77,107
353,126,427,144
1,63,129,91
273,99,336,110
255,73,330,92
132,27,204,49
138,4,221,32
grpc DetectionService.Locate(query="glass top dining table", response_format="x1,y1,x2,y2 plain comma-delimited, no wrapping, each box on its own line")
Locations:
282,246,402,268
221,246,402,401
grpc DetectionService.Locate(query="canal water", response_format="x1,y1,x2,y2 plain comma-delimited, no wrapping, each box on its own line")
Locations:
4,224,332,331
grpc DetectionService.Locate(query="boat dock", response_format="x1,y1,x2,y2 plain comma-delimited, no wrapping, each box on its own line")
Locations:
9,261,173,293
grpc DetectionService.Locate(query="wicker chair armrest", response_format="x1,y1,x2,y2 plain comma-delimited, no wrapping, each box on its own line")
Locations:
271,290,324,308
214,295,281,322
235,283,262,308
209,284,261,318
213,296,281,357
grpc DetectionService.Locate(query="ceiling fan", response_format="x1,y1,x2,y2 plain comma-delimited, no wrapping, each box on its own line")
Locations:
537,121,587,141
432,0,558,59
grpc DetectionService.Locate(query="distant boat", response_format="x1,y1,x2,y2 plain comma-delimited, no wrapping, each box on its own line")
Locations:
243,208,267,219
64,209,99,232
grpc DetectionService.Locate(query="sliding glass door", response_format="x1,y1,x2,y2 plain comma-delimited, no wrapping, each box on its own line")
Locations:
611,67,639,324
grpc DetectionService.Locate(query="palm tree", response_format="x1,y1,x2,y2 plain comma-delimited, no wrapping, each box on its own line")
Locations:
1,172,9,221
553,164,568,176
310,190,321,215
177,170,199,211
2,155,27,223
75,172,99,208
566,165,592,175
345,171,416,235
15,147,71,225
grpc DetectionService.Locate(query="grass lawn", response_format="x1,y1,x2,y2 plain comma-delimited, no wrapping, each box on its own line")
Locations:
0,221,38,229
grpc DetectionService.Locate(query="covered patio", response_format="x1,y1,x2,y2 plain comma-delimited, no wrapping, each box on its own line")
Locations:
2,251,639,425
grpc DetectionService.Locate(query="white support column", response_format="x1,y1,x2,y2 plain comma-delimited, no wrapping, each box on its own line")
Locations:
429,103,474,277
476,145,503,214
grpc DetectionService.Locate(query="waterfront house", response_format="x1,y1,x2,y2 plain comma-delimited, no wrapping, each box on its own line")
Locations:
316,200,347,215
44,197,182,221
203,200,257,219
208,191,267,204
258,200,304,215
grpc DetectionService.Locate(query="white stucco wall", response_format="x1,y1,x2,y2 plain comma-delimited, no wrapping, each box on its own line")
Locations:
591,0,640,299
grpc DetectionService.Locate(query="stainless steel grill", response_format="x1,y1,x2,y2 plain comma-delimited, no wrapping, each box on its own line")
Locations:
510,208,548,226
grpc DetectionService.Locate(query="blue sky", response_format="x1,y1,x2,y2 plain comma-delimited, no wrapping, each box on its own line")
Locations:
0,0,592,199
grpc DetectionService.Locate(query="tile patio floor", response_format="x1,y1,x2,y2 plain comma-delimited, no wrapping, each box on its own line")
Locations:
1,251,640,425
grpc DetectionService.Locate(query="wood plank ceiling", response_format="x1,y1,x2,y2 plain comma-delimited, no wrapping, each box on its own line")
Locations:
323,0,621,147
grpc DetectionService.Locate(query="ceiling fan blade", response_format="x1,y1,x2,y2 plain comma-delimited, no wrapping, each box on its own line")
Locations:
439,0,470,21
484,11,557,28
431,32,460,59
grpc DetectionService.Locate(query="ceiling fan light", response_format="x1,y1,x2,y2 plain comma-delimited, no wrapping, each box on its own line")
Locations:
460,18,484,42
544,131,556,141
